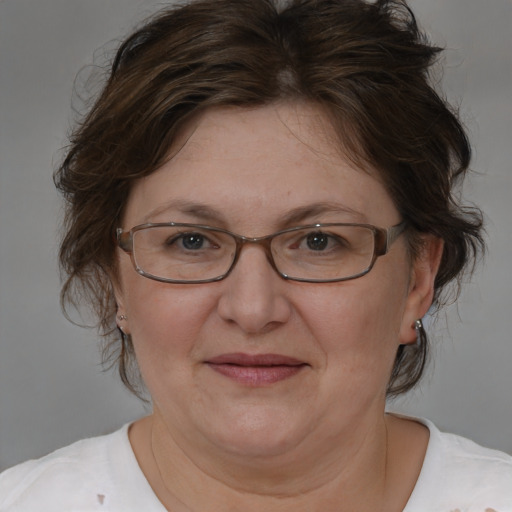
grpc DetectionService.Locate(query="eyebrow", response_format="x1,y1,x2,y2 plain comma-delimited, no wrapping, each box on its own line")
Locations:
143,200,229,225
143,200,366,227
279,203,366,225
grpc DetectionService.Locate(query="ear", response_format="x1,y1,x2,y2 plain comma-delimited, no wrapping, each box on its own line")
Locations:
399,235,444,345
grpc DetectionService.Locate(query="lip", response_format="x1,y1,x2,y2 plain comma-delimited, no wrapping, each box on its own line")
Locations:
205,353,308,386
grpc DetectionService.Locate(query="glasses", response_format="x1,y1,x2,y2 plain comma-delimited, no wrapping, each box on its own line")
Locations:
116,221,406,284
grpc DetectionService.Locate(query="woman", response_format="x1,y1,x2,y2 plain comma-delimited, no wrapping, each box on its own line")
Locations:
1,0,510,510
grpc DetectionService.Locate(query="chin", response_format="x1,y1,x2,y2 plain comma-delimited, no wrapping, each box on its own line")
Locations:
203,406,310,459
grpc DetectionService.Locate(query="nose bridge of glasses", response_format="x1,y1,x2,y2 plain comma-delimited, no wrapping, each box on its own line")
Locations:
232,234,280,274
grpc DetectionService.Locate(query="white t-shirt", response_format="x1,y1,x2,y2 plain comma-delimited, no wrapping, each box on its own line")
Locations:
1,417,511,511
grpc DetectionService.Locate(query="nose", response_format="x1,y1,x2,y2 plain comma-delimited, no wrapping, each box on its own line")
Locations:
216,244,292,334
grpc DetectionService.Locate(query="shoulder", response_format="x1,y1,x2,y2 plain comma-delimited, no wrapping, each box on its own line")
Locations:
405,416,512,512
0,425,130,511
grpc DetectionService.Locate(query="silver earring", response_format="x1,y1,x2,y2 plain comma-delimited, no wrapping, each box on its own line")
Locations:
414,318,425,347
118,314,127,321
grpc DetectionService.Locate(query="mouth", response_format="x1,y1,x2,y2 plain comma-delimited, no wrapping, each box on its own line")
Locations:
205,353,308,386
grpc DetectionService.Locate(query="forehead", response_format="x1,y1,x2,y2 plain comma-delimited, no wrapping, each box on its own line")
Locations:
123,103,399,230
178,102,341,159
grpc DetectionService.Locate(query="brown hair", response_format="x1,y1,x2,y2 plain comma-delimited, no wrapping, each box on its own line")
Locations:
55,0,484,398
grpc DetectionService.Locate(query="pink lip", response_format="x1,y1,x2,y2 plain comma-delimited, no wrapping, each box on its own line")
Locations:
205,353,307,386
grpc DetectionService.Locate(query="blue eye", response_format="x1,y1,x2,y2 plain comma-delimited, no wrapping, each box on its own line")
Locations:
180,233,206,250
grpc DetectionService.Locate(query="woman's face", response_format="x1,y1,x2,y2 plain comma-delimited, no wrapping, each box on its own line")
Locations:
116,103,437,461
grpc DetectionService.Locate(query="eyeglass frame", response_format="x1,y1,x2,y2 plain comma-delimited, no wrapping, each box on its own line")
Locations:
116,221,407,284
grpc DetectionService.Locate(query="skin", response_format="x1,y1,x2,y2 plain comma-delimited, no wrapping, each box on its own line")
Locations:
114,103,443,511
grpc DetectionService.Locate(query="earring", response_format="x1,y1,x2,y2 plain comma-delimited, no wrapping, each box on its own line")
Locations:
117,315,127,335
414,318,426,347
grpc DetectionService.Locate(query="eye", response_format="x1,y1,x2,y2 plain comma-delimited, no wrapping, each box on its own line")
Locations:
299,231,347,252
305,232,330,251
280,228,350,255
180,233,208,250
166,232,218,251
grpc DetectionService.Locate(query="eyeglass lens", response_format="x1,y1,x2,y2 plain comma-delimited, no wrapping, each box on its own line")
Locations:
130,224,377,282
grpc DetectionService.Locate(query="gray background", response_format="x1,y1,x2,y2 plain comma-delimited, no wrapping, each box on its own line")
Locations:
0,0,511,471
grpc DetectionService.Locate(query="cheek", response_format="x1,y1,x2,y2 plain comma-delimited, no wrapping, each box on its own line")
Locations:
297,270,408,384
122,276,216,368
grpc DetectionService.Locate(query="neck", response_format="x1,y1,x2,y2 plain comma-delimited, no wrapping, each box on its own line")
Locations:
133,410,392,512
